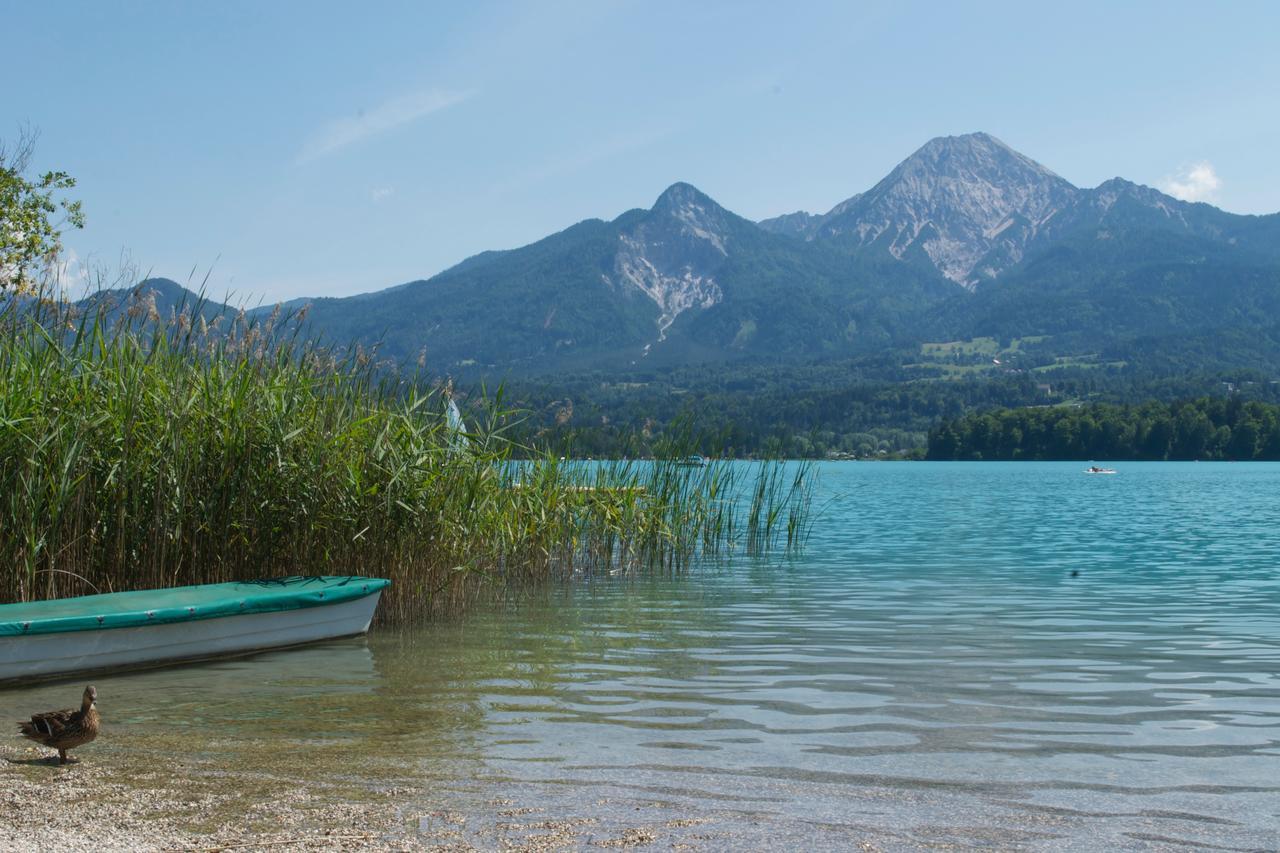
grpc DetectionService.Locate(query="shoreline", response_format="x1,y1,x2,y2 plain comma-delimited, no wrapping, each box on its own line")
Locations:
1,742,407,851
0,742,716,852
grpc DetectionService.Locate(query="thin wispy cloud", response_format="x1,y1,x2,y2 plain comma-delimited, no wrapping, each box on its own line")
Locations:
298,89,473,163
1161,161,1222,203
370,187,395,202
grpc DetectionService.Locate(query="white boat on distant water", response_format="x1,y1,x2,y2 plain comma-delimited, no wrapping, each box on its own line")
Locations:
0,576,389,685
1084,466,1117,475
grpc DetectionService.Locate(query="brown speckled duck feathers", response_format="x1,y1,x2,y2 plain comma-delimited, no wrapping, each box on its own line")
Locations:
18,685,99,764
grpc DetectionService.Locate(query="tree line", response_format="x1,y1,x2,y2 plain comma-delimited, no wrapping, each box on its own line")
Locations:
927,396,1280,461
502,362,1280,459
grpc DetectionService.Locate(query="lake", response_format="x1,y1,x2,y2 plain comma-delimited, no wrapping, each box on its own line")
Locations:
4,462,1279,849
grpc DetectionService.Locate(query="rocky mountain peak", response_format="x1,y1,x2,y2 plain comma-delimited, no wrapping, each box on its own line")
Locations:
606,183,733,341
803,133,1081,287
903,132,1058,178
757,210,821,238
650,182,732,253
653,181,712,210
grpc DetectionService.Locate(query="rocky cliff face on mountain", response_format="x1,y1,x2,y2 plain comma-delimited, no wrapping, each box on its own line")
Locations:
756,209,821,240
608,183,730,338
763,133,1080,287
826,133,1080,287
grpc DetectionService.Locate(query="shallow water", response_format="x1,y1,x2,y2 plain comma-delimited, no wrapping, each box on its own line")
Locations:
4,462,1280,849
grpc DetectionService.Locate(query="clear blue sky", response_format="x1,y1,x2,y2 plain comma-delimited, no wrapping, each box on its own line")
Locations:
10,0,1280,301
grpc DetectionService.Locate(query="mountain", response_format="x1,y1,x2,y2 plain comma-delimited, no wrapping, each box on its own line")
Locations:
804,133,1078,287
86,277,220,319
610,182,735,338
91,132,1280,383
286,182,949,371
758,132,1280,290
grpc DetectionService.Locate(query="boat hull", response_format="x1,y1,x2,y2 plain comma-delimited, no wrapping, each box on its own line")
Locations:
0,590,382,685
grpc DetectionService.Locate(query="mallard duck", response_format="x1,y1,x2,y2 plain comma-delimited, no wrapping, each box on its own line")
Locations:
18,685,100,764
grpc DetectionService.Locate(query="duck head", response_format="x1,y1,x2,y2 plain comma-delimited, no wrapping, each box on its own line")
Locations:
82,685,97,710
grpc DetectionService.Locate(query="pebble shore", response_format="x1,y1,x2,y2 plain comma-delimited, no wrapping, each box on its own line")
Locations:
0,743,713,852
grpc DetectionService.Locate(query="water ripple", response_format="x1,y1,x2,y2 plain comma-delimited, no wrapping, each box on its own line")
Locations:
428,463,1280,847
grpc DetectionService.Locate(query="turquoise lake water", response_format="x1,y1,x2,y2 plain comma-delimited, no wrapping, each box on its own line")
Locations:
4,461,1278,849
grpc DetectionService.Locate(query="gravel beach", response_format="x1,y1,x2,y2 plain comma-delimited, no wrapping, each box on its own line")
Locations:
0,742,722,852
1,741,412,851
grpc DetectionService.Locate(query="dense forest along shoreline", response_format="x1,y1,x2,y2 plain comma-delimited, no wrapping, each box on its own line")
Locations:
929,396,1280,460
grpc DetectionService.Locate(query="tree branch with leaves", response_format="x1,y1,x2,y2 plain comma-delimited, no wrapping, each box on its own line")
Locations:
0,129,85,295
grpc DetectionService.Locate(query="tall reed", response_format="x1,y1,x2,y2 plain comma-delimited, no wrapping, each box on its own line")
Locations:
0,287,816,622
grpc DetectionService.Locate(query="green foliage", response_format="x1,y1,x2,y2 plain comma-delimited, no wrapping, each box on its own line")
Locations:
495,350,1280,459
925,229,1280,374
91,279,1280,460
0,132,84,294
928,396,1280,460
0,292,816,617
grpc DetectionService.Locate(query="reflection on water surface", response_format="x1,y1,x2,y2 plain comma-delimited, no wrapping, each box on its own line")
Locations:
3,462,1278,849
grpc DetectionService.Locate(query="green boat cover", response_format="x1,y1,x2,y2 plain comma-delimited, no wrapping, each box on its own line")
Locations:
0,576,390,637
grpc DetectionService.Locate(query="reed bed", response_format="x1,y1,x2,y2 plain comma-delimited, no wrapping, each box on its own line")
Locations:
0,288,815,622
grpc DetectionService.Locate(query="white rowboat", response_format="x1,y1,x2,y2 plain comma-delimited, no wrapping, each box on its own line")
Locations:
0,576,388,685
